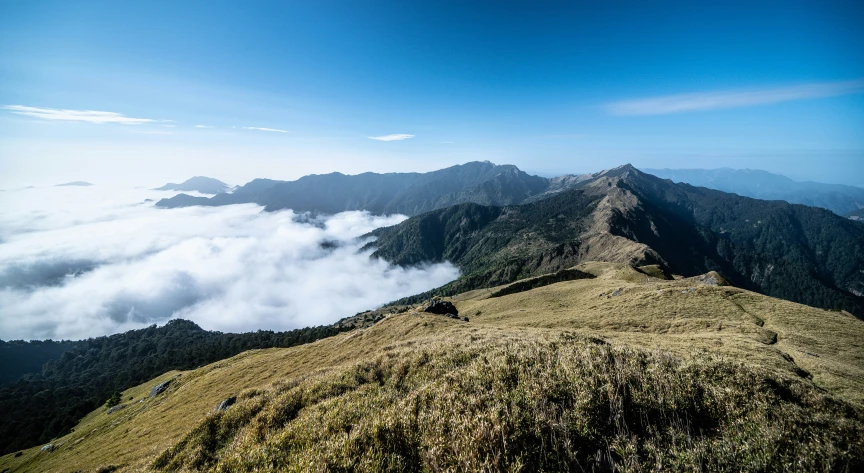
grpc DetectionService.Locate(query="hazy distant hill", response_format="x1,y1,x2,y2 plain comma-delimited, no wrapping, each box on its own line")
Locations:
156,162,552,214
54,181,93,187
155,176,230,194
644,168,864,215
368,165,864,317
848,208,864,221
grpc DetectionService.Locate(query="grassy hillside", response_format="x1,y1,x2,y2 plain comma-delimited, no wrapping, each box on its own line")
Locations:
3,262,863,472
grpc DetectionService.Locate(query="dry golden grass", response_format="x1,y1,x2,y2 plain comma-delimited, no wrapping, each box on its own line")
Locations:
2,262,863,472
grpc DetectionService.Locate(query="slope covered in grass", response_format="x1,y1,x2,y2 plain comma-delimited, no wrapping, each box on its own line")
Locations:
2,262,863,472
153,335,863,472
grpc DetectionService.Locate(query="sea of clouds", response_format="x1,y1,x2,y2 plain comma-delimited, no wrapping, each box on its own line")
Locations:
0,185,459,340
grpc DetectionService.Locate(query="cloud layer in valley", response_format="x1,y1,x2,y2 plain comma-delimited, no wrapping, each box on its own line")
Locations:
0,186,458,340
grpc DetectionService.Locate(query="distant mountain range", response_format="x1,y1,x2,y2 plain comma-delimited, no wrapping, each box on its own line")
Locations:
156,162,571,213
155,176,230,194
55,181,93,187
644,168,864,216
154,162,864,316
367,165,864,318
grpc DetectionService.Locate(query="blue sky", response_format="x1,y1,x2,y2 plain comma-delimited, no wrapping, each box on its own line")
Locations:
1,0,863,187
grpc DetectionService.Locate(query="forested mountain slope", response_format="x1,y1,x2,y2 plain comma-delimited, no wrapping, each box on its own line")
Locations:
368,165,864,316
0,320,348,456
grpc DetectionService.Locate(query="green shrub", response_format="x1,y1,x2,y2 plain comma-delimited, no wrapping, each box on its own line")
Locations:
105,391,121,409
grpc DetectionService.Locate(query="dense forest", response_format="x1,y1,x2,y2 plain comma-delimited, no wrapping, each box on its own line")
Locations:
0,339,79,385
0,319,350,455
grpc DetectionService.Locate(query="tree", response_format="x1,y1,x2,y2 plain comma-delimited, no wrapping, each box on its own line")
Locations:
105,391,121,409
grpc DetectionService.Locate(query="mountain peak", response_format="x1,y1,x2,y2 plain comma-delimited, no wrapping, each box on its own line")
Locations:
155,176,230,195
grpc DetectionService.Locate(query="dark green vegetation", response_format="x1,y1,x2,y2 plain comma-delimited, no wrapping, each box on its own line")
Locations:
151,335,864,472
156,161,551,214
488,268,595,298
645,167,864,216
154,176,230,194
0,339,78,385
105,392,121,409
368,165,864,317
0,320,348,456
367,190,604,305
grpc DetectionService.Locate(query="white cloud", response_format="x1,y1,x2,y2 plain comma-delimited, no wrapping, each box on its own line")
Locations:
369,134,415,141
606,78,864,115
1,105,159,124
0,186,459,340
241,126,288,133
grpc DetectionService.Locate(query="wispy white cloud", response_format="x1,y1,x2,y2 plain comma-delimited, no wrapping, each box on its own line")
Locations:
241,126,288,133
194,125,214,129
606,79,864,116
2,105,159,124
369,133,414,141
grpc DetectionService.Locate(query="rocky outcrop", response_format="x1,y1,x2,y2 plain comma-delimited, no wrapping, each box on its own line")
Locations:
421,299,458,316
216,396,236,411
107,404,127,414
149,380,172,398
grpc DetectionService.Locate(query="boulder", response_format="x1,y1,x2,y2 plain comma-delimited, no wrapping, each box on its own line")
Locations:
216,396,237,411
107,404,127,414
421,299,458,316
460,316,470,322
149,380,172,398
40,444,54,453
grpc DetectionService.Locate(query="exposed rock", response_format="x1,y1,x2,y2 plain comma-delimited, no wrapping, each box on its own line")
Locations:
689,271,730,286
216,396,236,411
107,404,127,414
421,299,458,316
610,288,623,297
460,316,469,322
40,444,54,453
149,380,172,398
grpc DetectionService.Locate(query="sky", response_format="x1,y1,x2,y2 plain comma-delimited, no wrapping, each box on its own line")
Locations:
1,1,863,187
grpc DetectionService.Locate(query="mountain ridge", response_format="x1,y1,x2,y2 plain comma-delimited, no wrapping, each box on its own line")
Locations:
367,165,864,317
644,167,864,215
156,162,568,214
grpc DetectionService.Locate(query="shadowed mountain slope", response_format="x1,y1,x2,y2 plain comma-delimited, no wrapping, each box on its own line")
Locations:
367,165,864,317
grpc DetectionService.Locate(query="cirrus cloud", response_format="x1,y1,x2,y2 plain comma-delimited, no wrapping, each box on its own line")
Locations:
606,78,864,115
369,133,414,141
2,105,159,124
241,126,288,133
